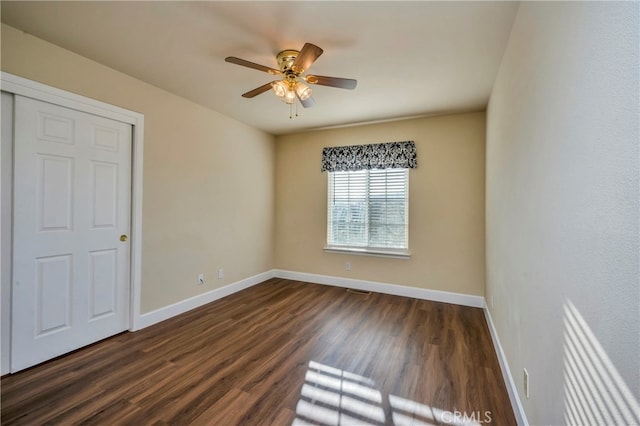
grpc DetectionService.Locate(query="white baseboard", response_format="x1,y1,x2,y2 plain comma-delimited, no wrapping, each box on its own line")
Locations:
483,305,528,425
134,270,276,330
273,269,485,308
136,269,485,331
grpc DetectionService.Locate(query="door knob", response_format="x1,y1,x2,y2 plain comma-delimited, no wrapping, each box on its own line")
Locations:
120,234,128,242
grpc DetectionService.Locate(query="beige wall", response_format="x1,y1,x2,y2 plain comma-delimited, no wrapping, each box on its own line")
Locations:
486,3,639,424
275,112,486,296
1,23,276,313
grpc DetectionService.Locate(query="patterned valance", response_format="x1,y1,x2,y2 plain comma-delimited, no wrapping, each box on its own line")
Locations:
321,141,417,172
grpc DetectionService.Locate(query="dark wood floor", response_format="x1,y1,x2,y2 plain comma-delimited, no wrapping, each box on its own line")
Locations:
1,278,516,425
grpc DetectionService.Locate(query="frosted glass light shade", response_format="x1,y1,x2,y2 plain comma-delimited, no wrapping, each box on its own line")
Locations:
295,82,312,101
272,81,287,97
284,89,296,104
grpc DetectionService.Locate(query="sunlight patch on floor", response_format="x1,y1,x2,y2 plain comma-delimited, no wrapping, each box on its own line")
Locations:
293,360,487,426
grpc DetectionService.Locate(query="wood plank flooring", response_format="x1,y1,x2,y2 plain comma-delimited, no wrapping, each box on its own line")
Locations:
1,278,516,425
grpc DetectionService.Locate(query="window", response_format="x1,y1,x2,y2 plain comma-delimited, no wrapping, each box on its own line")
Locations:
327,168,409,256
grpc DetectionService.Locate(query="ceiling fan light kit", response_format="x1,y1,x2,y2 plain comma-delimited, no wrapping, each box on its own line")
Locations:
225,42,357,118
270,78,311,105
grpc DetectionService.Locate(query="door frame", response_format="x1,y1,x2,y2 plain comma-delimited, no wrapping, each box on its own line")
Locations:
1,72,145,372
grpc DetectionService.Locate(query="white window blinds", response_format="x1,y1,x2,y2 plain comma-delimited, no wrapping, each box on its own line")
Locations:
327,168,409,253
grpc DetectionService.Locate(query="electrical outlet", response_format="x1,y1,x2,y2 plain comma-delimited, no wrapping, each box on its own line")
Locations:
345,262,351,271
198,273,205,285
217,268,224,279
523,368,530,398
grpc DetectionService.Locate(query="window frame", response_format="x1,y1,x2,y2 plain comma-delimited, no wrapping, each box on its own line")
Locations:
325,168,411,259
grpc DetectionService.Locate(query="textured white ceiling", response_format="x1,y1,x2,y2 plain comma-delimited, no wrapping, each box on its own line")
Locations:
1,1,519,135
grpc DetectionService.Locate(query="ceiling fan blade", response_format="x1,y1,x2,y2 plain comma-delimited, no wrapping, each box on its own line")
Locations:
242,82,275,98
291,43,323,74
297,93,316,108
305,75,357,90
225,57,281,75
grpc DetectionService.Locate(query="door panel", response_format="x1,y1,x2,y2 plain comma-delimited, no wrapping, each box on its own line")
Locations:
88,249,117,319
11,96,132,372
38,112,74,144
36,254,72,335
91,161,118,228
38,154,74,231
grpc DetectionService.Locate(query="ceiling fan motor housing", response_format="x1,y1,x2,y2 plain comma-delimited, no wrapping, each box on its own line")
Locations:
276,50,300,74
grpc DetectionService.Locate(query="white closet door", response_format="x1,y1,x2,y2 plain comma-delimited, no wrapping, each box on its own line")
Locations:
11,95,132,372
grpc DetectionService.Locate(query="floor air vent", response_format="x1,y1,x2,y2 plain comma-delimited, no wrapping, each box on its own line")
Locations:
347,288,372,295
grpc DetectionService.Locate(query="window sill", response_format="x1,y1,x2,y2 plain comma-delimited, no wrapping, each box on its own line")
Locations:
324,246,411,259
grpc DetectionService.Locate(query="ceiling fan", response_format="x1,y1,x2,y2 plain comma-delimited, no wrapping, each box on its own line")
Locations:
225,43,357,113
